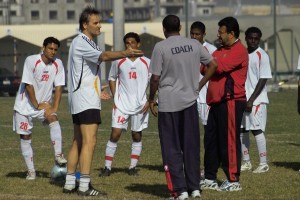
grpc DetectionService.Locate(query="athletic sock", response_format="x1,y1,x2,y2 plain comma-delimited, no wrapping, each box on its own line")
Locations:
79,174,90,192
104,141,117,170
130,141,142,169
240,132,250,161
49,121,63,156
64,173,76,189
255,132,267,164
20,139,34,171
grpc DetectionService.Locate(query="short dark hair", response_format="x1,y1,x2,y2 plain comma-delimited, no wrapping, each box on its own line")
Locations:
79,6,100,31
123,32,140,44
245,27,262,38
218,16,240,38
190,21,206,33
162,15,180,33
43,37,60,48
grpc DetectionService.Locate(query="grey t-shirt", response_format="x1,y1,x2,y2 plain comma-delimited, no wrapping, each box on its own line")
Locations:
150,35,213,112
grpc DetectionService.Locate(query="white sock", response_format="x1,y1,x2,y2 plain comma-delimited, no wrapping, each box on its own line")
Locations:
79,174,90,192
64,173,76,189
21,139,34,171
255,133,267,164
240,132,250,162
104,141,117,170
130,141,142,169
49,121,62,156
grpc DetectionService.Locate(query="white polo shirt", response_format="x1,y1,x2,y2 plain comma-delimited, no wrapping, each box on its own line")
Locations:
109,57,150,114
67,33,103,114
14,54,65,116
246,47,272,104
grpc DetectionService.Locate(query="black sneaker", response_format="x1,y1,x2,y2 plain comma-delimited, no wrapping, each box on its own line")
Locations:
77,184,106,196
99,167,111,177
128,167,138,176
63,186,77,194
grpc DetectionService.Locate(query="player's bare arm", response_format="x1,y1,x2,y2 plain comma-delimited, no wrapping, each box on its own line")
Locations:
99,49,144,62
198,59,217,91
25,84,49,110
245,79,267,112
148,74,160,117
44,86,63,118
141,101,150,114
100,84,111,100
109,80,116,99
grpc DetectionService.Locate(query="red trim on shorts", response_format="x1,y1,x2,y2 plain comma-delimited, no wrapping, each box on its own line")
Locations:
254,104,260,115
227,100,238,181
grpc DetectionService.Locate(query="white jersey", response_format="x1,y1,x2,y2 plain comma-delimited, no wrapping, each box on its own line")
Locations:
198,42,217,103
108,57,150,114
68,33,103,114
246,47,272,104
13,54,65,116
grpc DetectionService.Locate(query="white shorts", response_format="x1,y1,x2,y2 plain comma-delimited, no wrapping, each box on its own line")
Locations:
111,107,149,132
241,103,267,131
197,102,210,126
13,110,56,135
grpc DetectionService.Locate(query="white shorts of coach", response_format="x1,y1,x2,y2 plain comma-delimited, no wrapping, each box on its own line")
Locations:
13,110,56,135
111,107,149,132
197,101,210,126
241,103,267,132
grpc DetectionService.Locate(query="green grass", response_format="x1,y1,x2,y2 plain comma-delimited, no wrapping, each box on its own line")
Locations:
0,89,300,200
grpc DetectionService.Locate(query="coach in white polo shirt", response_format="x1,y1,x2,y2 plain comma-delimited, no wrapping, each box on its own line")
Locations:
63,7,143,196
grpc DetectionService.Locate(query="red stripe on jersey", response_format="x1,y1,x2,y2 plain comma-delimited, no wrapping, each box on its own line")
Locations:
130,155,140,160
33,59,41,73
227,100,238,182
117,58,127,101
52,61,58,74
139,57,149,70
256,51,262,68
105,156,113,161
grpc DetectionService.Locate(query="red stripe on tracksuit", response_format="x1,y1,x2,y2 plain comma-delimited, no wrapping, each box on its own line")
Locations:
227,100,238,181
164,165,177,198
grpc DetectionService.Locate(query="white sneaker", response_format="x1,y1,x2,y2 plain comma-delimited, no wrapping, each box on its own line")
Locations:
218,180,242,192
200,179,219,190
177,192,188,200
241,161,252,171
55,154,67,165
191,190,201,198
26,170,36,180
253,163,269,173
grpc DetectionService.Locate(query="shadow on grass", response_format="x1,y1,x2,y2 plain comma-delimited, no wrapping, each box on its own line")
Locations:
125,183,169,198
287,142,300,147
272,161,300,171
138,164,164,172
6,170,49,179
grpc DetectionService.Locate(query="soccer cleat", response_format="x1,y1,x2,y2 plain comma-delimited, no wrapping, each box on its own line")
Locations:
218,180,242,192
77,184,106,196
128,167,138,176
253,163,269,173
63,185,78,194
191,190,201,198
99,167,111,177
200,179,219,190
55,154,67,166
241,161,252,171
26,170,36,180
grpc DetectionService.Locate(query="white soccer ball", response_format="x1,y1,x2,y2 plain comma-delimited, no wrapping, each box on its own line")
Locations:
50,164,67,183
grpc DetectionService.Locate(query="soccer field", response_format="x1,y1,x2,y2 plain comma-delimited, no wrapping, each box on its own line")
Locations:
0,89,299,200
